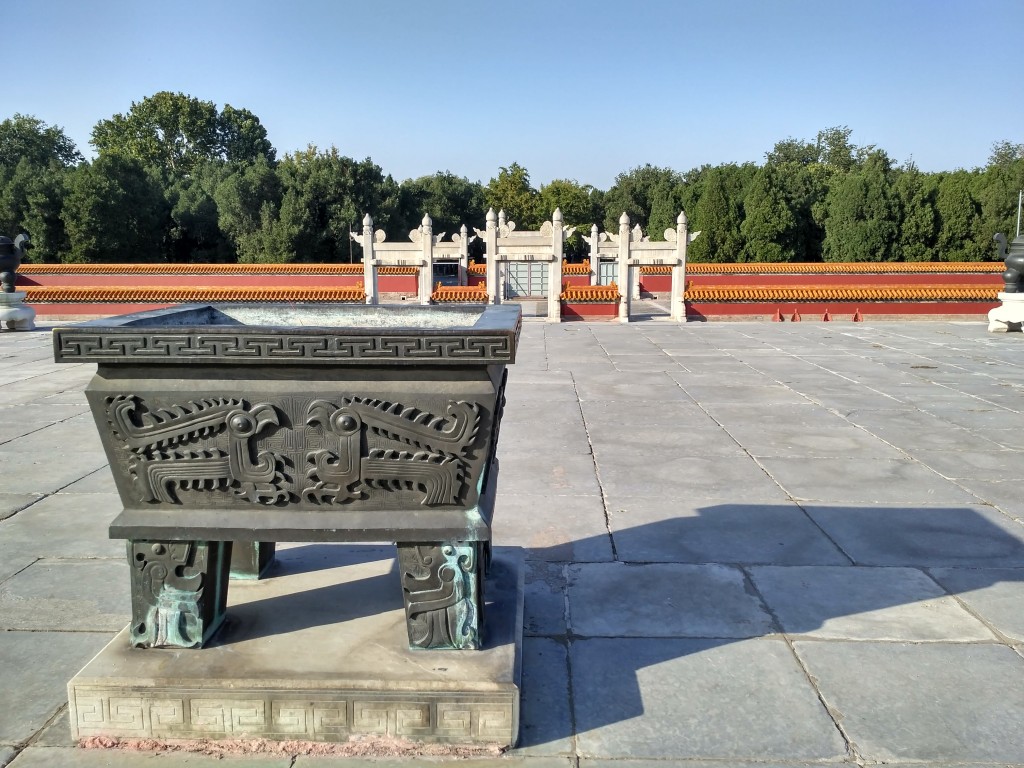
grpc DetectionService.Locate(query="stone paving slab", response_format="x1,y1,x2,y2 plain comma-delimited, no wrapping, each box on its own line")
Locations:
571,637,847,760
572,373,693,403
0,560,129,632
793,641,1024,764
0,404,90,445
954,478,1024,521
845,411,1008,453
498,410,593,456
578,399,717,428
515,638,574,756
749,565,996,641
522,561,567,637
802,503,1024,566
673,383,814,406
588,424,746,459
497,452,602,497
0,552,35,586
0,495,41,524
759,457,978,504
0,493,124,560
55,469,115,494
595,453,789,502
0,631,112,745
580,762,855,768
929,567,1024,641
492,493,612,562
29,709,73,747
724,421,906,459
605,498,850,565
567,563,774,638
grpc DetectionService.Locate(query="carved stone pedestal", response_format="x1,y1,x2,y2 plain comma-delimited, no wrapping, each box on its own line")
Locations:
988,292,1024,332
0,291,36,331
68,546,524,748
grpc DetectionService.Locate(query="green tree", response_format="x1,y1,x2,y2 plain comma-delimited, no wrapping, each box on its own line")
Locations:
935,171,984,261
164,161,232,262
399,172,486,237
537,178,602,259
822,150,899,262
61,155,166,263
687,164,753,263
0,114,82,169
21,165,70,262
91,91,275,174
740,164,799,262
219,105,277,166
0,159,69,261
214,156,282,260
485,163,540,229
974,140,1024,255
765,137,819,167
815,125,872,173
265,145,400,262
892,164,938,261
602,164,685,234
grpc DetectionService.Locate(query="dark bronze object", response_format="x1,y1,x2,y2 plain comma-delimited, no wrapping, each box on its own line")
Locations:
994,233,1024,293
0,234,30,293
54,303,519,650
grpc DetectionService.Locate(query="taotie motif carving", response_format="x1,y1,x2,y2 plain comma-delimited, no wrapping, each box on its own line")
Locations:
128,540,228,648
398,543,482,650
304,397,480,505
108,395,286,504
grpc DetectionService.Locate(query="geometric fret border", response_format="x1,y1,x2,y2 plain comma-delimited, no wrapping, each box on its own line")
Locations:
54,331,517,365
70,686,517,745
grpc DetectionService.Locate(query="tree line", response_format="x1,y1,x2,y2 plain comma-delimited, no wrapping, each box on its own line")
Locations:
1,92,1022,264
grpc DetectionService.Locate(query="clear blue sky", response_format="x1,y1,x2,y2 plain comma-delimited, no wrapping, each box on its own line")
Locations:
8,0,1023,189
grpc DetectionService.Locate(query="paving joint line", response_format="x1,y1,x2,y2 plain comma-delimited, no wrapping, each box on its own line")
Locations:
568,369,617,562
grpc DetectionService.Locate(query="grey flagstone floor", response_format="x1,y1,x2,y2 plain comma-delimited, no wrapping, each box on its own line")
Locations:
2,318,1024,767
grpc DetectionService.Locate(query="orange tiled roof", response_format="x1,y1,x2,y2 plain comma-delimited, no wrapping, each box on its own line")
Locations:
23,286,367,303
683,285,1000,302
640,265,673,274
430,284,489,303
19,263,368,275
560,282,621,302
18,261,1002,276
685,262,1002,275
561,260,591,275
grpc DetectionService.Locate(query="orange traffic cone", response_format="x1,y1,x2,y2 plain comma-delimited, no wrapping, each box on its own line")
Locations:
791,310,802,322
853,309,863,322
772,308,784,322
822,309,831,322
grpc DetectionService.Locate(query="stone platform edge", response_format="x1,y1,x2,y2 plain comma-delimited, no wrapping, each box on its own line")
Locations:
67,549,525,748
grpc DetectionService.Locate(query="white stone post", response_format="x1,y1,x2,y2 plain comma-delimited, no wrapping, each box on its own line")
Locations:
361,213,377,305
671,210,688,322
617,212,631,322
458,224,469,286
589,224,599,285
420,214,434,305
485,208,499,304
549,208,564,322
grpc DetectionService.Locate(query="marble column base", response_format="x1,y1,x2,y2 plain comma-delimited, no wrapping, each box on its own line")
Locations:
988,292,1024,332
0,291,35,331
